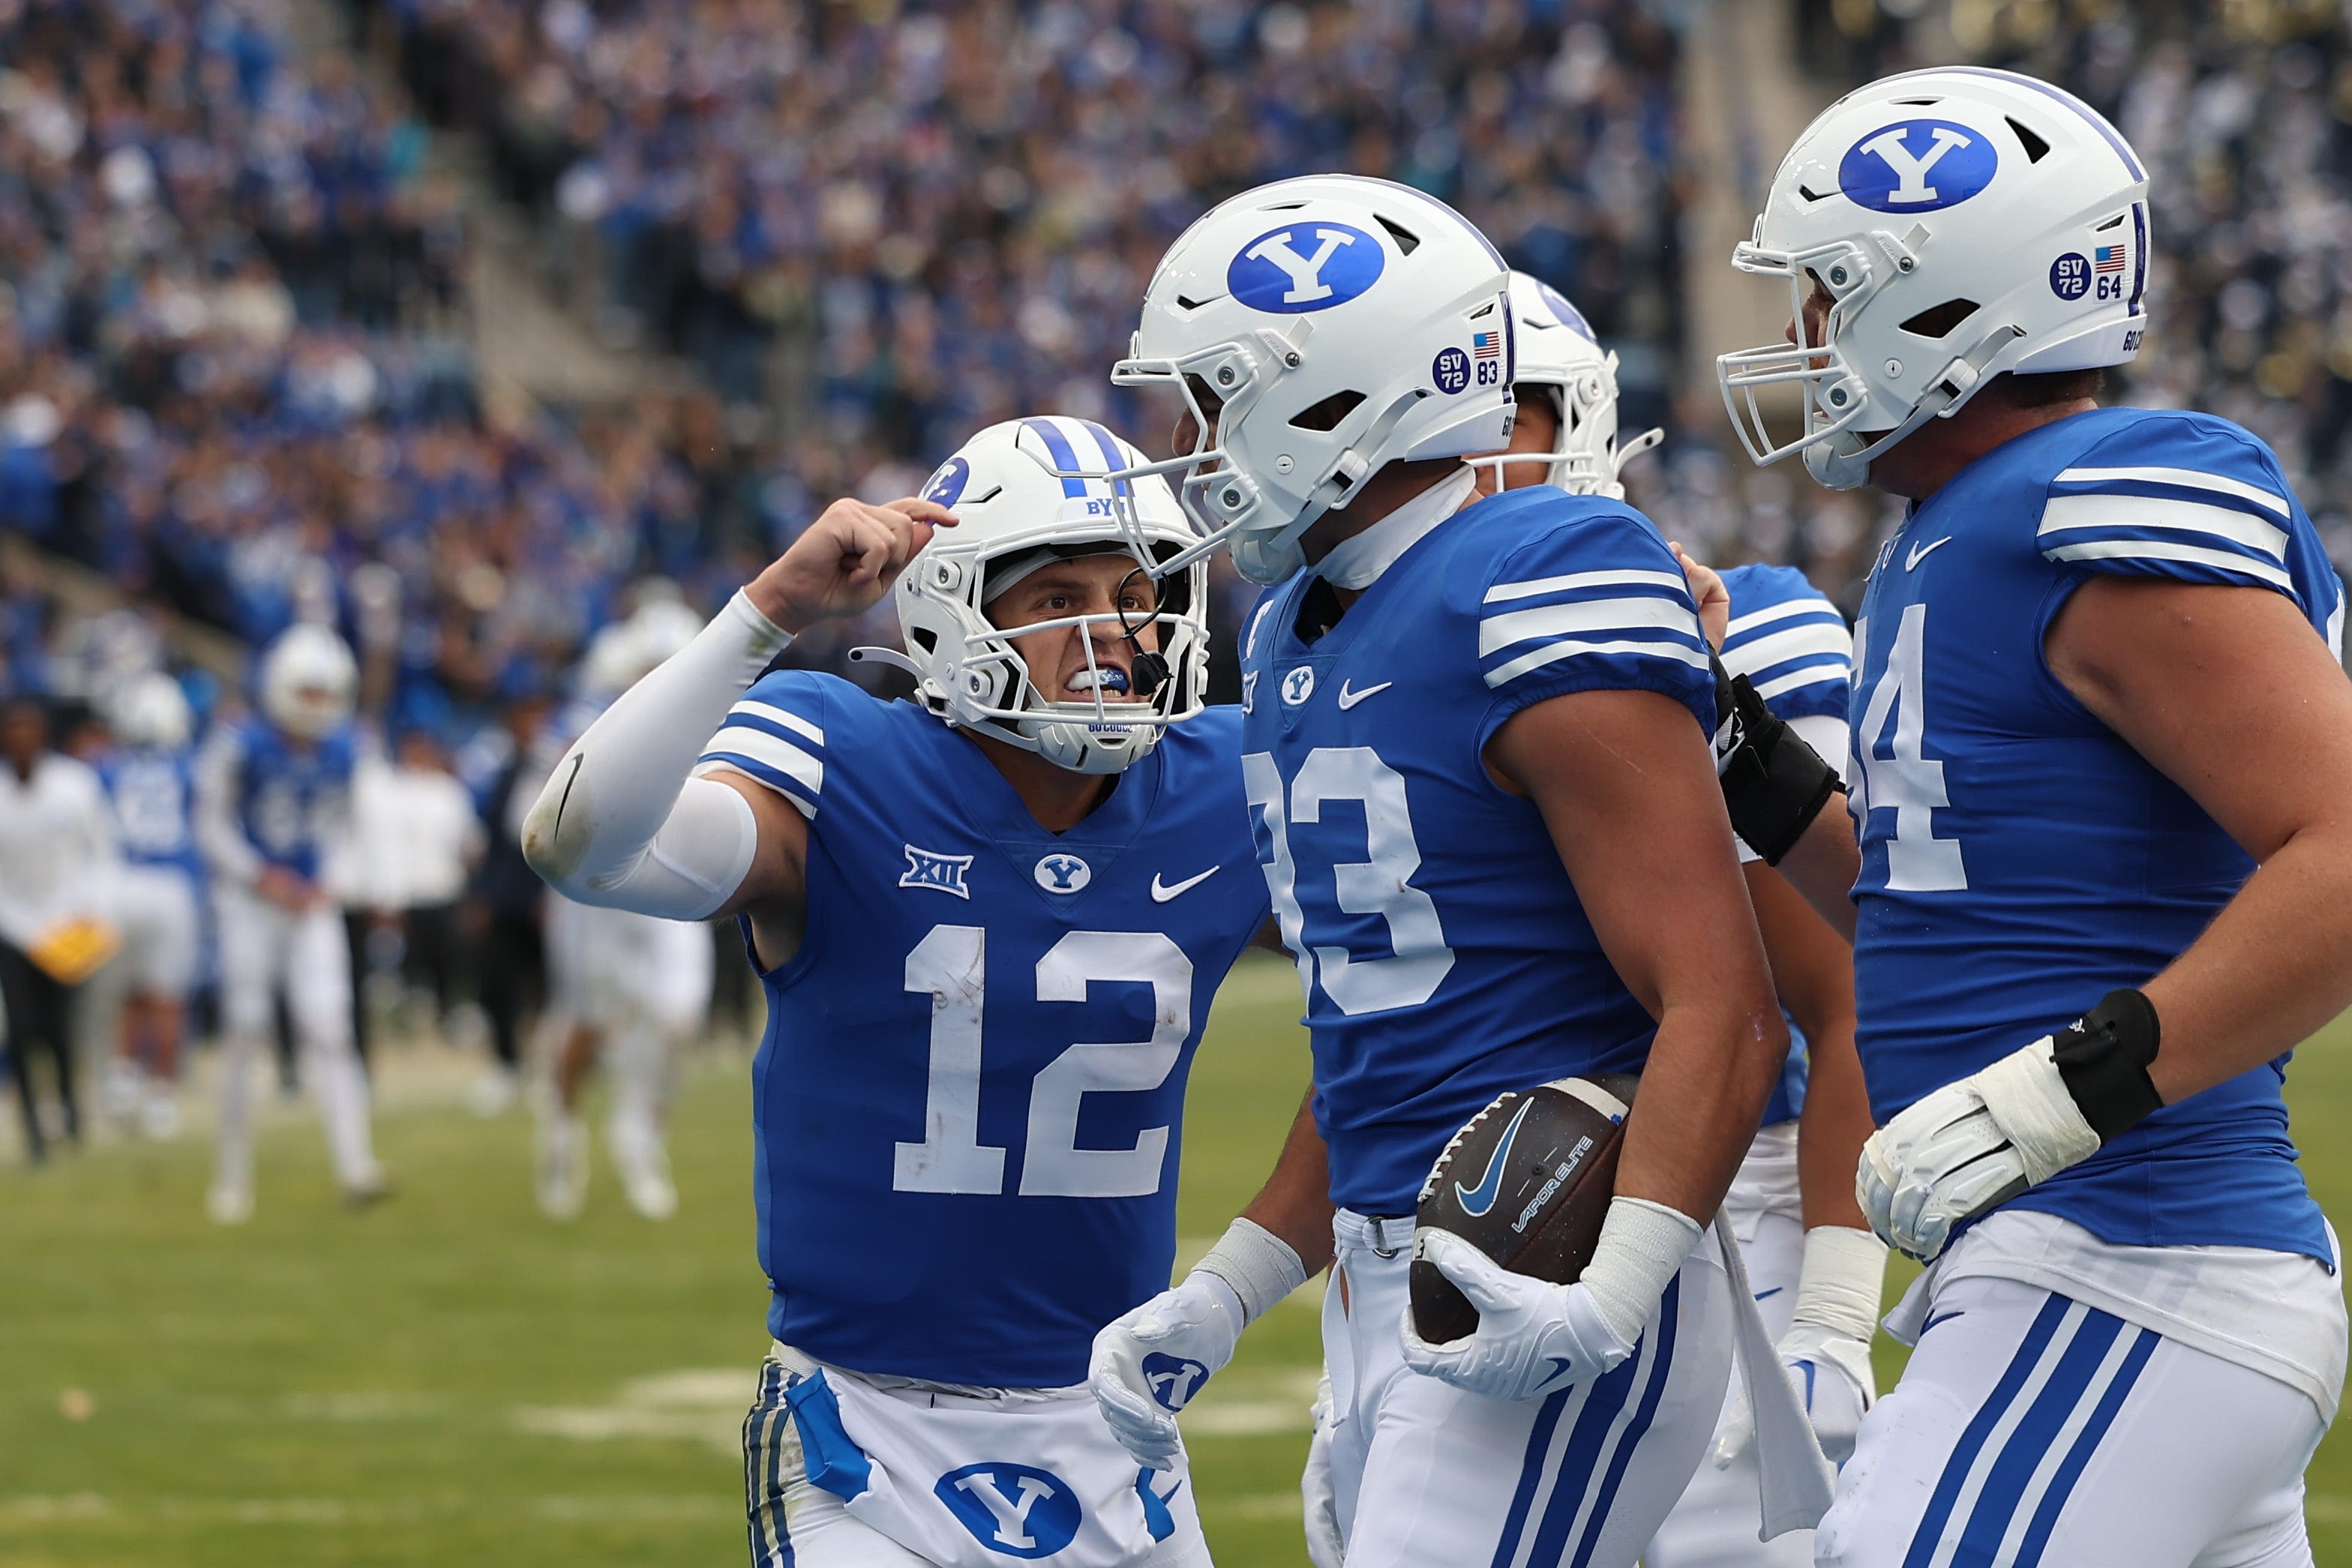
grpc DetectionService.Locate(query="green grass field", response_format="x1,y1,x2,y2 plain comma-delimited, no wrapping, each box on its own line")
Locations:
2,952,2348,1566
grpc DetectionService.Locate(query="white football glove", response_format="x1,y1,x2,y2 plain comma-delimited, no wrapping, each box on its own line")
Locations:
1089,1217,1310,1469
1714,1320,1876,1466
1858,992,2161,1262
1089,1271,1244,1470
1302,1369,1342,1568
1400,1198,1700,1403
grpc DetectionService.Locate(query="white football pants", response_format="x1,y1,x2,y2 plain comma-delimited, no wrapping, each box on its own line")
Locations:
213,885,378,1191
742,1348,1212,1568
1324,1207,1732,1568
1643,1206,1810,1567
1816,1273,2327,1568
114,863,200,996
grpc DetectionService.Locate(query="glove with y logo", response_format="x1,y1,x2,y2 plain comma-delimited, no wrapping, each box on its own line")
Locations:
1398,1198,1700,1402
1090,1218,1308,1469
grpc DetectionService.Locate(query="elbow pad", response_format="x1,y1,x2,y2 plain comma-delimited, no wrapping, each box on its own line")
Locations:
1711,658,1842,865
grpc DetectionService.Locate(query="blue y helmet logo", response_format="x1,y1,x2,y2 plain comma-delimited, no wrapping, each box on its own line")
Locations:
1453,1098,1533,1219
1838,120,1998,213
1534,279,1597,341
1228,223,1386,313
934,1463,1083,1558
922,457,970,508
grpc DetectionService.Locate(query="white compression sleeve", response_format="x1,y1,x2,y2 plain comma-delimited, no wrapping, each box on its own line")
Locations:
522,591,792,920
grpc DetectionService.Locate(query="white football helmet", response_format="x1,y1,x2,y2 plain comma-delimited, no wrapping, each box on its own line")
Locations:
1106,174,1515,583
110,672,192,750
854,416,1209,775
1468,272,1662,497
259,623,358,741
1718,67,2150,490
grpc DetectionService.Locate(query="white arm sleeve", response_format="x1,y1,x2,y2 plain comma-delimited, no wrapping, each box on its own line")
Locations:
521,590,792,921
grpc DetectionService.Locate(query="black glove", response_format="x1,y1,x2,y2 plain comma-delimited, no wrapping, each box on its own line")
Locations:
1711,656,1842,865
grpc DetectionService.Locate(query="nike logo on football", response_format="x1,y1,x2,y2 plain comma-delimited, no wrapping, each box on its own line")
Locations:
1452,1099,1533,1219
1149,866,1220,903
1906,535,1954,570
1335,679,1392,710
1921,1309,1966,1336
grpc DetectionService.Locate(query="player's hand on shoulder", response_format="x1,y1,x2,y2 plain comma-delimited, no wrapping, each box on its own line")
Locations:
1396,1231,1637,1402
1858,990,2162,1261
1088,1271,1245,1470
746,496,957,634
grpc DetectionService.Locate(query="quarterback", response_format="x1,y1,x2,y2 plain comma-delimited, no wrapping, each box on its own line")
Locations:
524,417,1274,1568
1087,178,1793,1568
1466,270,1886,1567
1714,68,2351,1565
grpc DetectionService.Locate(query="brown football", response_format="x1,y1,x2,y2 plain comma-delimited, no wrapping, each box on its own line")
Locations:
1408,1075,1639,1345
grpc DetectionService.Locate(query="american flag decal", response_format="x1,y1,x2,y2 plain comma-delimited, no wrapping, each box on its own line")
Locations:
2093,244,2126,274
1472,330,1501,359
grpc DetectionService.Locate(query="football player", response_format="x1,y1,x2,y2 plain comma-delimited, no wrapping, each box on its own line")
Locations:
1713,68,2351,1565
1087,178,1793,1568
532,601,716,1221
1468,271,1886,1566
196,624,386,1222
522,417,1272,1568
94,673,205,1141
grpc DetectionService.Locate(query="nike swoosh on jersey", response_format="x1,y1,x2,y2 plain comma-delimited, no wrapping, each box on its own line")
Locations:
1335,679,1393,710
1149,866,1220,902
1753,1286,1782,1301
1921,1309,1966,1336
1906,535,1954,570
1452,1098,1533,1218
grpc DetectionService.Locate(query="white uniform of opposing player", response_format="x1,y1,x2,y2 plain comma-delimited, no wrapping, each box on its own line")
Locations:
197,625,384,1222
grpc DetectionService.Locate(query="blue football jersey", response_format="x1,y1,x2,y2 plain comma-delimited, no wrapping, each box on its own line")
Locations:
1239,486,1715,1216
1849,406,2344,1264
1720,562,1856,1126
700,673,1270,1387
97,745,202,880
214,717,356,881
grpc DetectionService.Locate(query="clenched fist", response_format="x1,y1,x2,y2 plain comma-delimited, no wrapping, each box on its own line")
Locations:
746,497,958,634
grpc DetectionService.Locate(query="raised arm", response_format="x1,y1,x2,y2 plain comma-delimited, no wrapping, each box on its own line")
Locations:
520,498,951,943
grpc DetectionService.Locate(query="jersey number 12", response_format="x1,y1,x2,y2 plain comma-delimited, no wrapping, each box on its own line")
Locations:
894,925,1191,1199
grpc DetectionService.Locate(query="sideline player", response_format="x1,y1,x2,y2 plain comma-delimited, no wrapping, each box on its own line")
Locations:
1465,270,1887,1564
196,624,386,1222
1087,178,1790,1568
94,673,205,1140
1713,67,2350,1564
524,417,1272,1568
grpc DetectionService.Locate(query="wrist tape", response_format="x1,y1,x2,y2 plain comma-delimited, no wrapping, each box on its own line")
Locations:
1789,1225,1887,1345
1193,1218,1310,1327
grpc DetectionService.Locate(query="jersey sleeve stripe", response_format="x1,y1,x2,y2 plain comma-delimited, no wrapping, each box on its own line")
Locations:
1751,665,1851,704
1725,598,1828,637
698,727,824,817
694,757,817,820
1722,620,1853,677
2038,493,2289,560
1484,637,1711,688
1483,568,1688,604
1478,595,1694,655
2042,538,2296,592
726,699,825,747
2051,465,2290,518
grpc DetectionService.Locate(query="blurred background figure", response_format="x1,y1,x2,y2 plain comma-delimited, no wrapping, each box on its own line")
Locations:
532,598,712,1222
92,672,203,1141
458,680,554,1117
0,691,120,1162
196,624,385,1222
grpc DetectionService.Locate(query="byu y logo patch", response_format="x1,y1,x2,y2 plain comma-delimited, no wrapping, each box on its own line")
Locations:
1034,853,1091,894
1838,119,1997,213
934,1462,1083,1558
1141,1352,1212,1411
901,844,974,898
1228,223,1385,313
1534,277,1597,340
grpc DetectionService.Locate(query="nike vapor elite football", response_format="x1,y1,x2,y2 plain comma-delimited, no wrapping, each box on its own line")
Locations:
1409,1075,1639,1344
